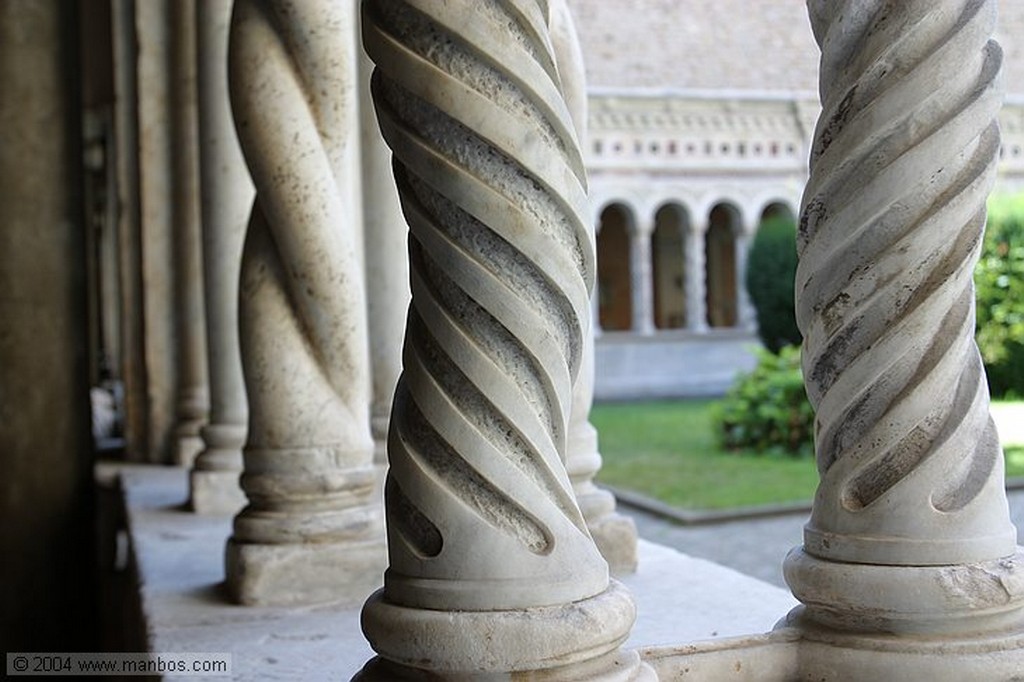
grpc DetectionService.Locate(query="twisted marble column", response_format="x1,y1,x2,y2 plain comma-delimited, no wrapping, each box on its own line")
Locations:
783,1,1023,674
359,0,649,677
552,0,638,575
189,0,253,515
224,0,384,606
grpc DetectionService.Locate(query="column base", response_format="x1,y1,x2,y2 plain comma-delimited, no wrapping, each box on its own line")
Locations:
355,648,656,682
783,546,1024,635
590,511,639,576
372,437,387,467
189,469,245,515
225,536,385,607
358,579,655,680
175,433,205,468
370,415,389,466
779,608,1024,682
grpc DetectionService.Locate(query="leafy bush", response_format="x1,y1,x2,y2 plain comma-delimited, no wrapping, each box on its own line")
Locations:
976,195,1024,398
746,215,802,352
712,345,814,457
710,194,1024,456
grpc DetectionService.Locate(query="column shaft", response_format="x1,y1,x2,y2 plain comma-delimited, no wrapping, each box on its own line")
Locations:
685,226,708,332
225,0,384,606
631,227,655,334
359,0,650,677
735,230,756,332
783,1,1024,676
552,0,638,575
189,0,253,514
135,0,178,462
359,46,410,468
170,0,209,467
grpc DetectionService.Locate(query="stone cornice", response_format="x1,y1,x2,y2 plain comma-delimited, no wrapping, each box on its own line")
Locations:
587,90,1024,185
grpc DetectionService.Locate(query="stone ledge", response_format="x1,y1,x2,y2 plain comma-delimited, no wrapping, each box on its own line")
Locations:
110,464,798,680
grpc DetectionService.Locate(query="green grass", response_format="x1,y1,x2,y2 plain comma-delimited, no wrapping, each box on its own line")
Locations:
592,399,1024,511
1007,445,1024,474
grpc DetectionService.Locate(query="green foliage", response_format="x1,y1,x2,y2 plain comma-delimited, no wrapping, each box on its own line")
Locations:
746,215,802,353
976,195,1024,398
712,346,814,457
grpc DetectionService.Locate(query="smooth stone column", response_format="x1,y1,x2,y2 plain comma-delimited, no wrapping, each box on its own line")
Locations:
566,319,639,575
630,224,656,335
359,1,652,678
685,224,708,332
225,0,385,606
170,0,209,468
134,0,179,462
111,0,146,460
591,207,604,338
735,226,757,332
552,0,637,576
359,46,409,469
783,1,1024,677
189,0,253,514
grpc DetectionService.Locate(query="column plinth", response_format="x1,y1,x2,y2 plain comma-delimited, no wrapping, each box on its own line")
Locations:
173,388,208,466
358,0,649,676
783,1,1024,674
190,423,246,514
224,0,384,606
782,595,1024,682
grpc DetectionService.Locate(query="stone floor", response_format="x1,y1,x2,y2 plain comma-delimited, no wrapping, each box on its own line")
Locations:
113,465,799,680
109,460,1024,680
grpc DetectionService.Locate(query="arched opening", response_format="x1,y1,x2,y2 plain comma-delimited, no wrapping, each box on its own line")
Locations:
706,203,740,328
596,203,633,331
760,201,796,224
652,204,687,329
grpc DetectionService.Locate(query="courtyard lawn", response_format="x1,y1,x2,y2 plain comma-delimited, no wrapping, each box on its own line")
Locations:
592,399,1024,511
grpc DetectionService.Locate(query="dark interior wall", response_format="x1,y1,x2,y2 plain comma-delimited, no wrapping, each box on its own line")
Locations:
597,205,633,331
80,0,113,109
705,204,738,328
0,0,96,651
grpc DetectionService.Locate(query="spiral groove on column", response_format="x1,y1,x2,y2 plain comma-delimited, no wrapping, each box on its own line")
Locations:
363,0,607,610
798,0,1017,565
229,0,375,544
